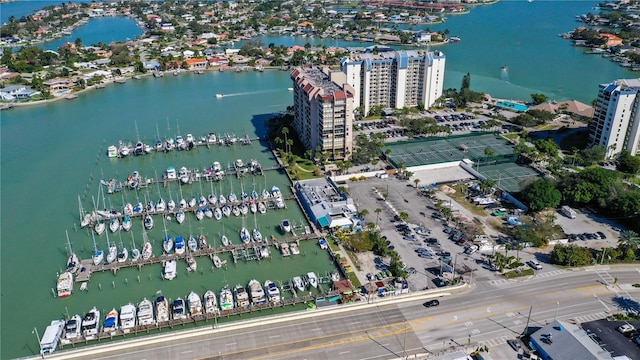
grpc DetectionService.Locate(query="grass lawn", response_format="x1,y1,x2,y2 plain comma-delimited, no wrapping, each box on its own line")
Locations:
503,268,535,278
447,185,489,217
502,133,520,141
348,272,362,288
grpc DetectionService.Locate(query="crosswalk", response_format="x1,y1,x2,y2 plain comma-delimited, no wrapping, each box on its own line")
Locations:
534,269,569,279
488,279,510,286
479,335,510,347
571,312,608,324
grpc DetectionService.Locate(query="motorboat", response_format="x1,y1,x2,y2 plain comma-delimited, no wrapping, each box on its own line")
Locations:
212,161,222,171
119,303,136,332
94,221,105,235
219,286,234,311
81,307,100,337
163,260,177,280
204,206,213,219
280,219,291,233
165,166,177,180
330,270,340,282
306,272,318,288
144,215,154,230
253,228,263,242
178,167,190,184
174,236,185,255
232,205,241,217
137,298,155,326
235,159,244,168
292,276,305,292
155,139,163,152
172,298,186,320
163,235,173,253
164,138,175,152
204,290,219,314
122,215,132,231
103,308,119,333
214,207,223,220
290,243,300,255
216,93,224,98
259,245,270,259
240,227,251,244
119,143,131,157
57,271,73,298
264,280,280,304
185,133,194,146
195,207,205,221
212,255,222,268
186,253,197,272
318,238,328,250
188,291,203,316
271,186,281,197
207,133,217,144
175,135,185,150
155,296,170,323
176,209,185,224
188,236,198,252
249,279,267,305
275,197,285,209
134,141,144,156
107,145,118,158
109,218,120,233
199,234,208,249
128,171,141,189
258,202,267,214
234,284,250,308
63,314,82,341
280,243,290,256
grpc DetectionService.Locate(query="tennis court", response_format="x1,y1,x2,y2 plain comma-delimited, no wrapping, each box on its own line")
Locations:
476,162,540,193
384,134,516,168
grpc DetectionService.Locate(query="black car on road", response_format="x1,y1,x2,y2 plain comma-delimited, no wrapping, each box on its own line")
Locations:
423,299,440,307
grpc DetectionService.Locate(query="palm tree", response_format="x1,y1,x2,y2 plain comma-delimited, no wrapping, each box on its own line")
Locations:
375,208,382,227
359,209,369,220
413,178,420,188
619,230,640,251
282,127,289,152
479,179,497,195
274,136,283,150
398,211,409,222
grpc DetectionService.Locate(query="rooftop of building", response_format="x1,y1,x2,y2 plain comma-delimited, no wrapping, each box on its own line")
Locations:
294,177,357,228
292,67,343,93
342,49,443,62
531,320,613,360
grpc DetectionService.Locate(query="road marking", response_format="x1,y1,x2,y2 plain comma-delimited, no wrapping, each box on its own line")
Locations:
471,329,480,335
180,350,193,354
452,315,458,321
464,321,473,327
269,335,281,339
339,351,351,355
486,307,492,313
226,342,237,346
514,319,522,325
506,312,515,317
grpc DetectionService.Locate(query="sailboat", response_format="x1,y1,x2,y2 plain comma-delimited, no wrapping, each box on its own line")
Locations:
228,177,237,203
109,217,120,233
176,209,186,224
186,253,197,272
199,231,208,250
258,201,267,214
130,230,140,261
155,171,166,213
222,205,231,217
141,222,153,260
174,235,186,255
208,180,217,206
252,213,262,242
105,231,117,264
144,214,154,230
221,223,230,246
122,215,132,232
116,231,128,263
162,215,173,253
91,231,104,265
167,182,176,211
79,195,91,228
218,180,226,205
240,211,251,243
65,230,79,275
214,207,222,220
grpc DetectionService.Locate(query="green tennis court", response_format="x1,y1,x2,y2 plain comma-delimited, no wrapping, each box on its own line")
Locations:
475,162,540,193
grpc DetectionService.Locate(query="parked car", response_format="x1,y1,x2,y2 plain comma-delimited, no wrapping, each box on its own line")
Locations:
423,299,440,307
618,324,636,334
432,278,447,287
527,260,543,270
597,231,606,239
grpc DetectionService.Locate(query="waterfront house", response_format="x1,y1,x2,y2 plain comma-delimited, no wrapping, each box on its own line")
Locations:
183,50,195,59
0,85,40,101
143,59,161,70
414,31,432,43
599,33,623,48
43,77,73,93
297,21,315,33
185,58,207,70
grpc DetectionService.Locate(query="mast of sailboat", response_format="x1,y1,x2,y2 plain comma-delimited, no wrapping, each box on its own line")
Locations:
91,230,99,254
65,229,74,257
78,195,85,224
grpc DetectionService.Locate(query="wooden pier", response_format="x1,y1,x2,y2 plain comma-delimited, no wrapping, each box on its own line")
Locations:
74,233,319,283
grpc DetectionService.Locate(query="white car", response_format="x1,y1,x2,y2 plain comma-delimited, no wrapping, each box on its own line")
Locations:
618,324,635,334
527,260,543,270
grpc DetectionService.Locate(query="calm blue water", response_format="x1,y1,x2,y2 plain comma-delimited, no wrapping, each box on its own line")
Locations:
0,0,95,24
42,17,144,50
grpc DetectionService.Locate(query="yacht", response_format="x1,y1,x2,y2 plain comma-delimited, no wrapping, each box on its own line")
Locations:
204,290,219,315
155,296,170,323
234,284,250,308
172,298,186,320
280,219,292,233
306,272,318,288
264,280,281,304
165,166,177,180
219,286,234,311
119,303,137,332
292,276,306,292
103,308,119,333
57,271,73,298
81,307,100,337
163,260,177,280
188,291,203,316
185,253,197,272
249,279,267,305
63,314,82,341
174,236,186,255
107,145,118,158
137,298,155,326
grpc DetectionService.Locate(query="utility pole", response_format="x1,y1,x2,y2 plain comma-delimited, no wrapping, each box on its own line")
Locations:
554,302,560,321
523,305,533,336
32,327,43,359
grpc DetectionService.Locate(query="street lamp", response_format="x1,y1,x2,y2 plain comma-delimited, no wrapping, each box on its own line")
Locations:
32,327,43,359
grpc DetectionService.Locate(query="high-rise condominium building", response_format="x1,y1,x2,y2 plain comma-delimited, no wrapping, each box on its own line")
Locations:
290,67,355,160
589,79,640,158
340,49,446,116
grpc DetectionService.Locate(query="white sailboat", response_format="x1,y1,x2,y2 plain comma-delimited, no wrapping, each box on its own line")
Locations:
105,231,117,264
252,213,262,242
258,201,267,214
214,207,223,220
130,231,140,261
176,209,185,224
162,215,173,253
116,231,128,263
65,230,79,275
174,236,185,255
91,231,104,266
208,180,217,205
144,214,154,230
109,217,120,233
141,221,153,260
122,215,132,231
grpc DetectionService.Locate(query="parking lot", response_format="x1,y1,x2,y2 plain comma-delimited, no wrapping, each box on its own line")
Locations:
581,319,640,358
554,208,622,250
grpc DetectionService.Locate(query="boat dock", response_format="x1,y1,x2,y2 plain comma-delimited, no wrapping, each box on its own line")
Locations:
74,233,319,283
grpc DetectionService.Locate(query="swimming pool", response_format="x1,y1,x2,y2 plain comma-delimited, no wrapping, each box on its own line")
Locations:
496,101,529,112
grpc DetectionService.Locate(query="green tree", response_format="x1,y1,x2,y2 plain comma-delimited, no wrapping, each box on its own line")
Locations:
414,178,420,188
374,208,382,227
580,146,606,165
461,72,471,90
522,179,561,212
359,209,369,220
398,211,409,222
618,230,640,252
530,93,548,105
616,150,640,174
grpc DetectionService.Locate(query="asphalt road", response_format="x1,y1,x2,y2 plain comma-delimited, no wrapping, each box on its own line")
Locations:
47,266,640,360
